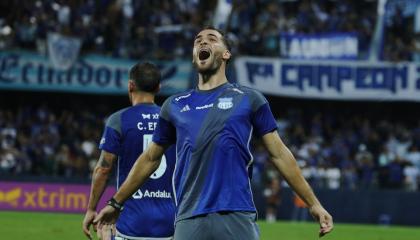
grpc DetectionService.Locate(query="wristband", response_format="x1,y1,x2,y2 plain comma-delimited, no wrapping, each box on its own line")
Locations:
107,197,124,212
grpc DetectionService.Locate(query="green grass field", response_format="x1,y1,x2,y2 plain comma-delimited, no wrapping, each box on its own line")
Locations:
1,211,419,240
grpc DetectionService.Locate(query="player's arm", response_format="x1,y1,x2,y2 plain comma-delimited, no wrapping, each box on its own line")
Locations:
88,151,117,210
83,150,117,239
93,142,168,225
261,130,333,237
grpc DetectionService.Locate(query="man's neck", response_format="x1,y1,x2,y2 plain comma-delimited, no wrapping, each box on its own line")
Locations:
131,92,155,106
197,65,228,90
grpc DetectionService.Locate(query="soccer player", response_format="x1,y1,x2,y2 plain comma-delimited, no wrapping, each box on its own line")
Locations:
82,62,176,240
94,27,333,239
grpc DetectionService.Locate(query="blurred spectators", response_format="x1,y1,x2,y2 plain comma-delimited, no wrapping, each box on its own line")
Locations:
0,105,103,178
0,0,385,60
383,2,419,62
291,194,308,222
250,108,420,192
1,103,420,191
2,0,418,61
226,0,377,58
0,0,207,59
383,6,411,61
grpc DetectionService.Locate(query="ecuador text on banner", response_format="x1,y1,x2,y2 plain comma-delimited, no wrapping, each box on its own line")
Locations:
0,51,191,95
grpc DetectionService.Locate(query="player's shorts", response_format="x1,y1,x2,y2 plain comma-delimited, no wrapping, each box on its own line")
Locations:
174,211,260,240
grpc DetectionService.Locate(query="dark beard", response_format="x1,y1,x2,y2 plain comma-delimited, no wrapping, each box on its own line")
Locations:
195,57,222,83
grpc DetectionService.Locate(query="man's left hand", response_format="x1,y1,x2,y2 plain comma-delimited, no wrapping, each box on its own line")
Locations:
309,204,334,237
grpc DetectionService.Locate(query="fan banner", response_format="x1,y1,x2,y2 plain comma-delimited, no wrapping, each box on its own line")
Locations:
280,32,358,60
0,51,191,95
235,57,420,101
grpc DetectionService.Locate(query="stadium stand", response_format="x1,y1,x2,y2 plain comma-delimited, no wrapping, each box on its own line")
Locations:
1,0,420,227
1,95,419,192
0,0,417,60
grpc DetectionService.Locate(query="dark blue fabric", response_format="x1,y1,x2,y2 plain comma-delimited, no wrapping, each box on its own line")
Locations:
251,103,278,137
152,83,278,222
99,104,176,238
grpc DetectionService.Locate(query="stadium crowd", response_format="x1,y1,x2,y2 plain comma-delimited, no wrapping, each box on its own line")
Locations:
226,0,377,58
1,105,419,192
0,105,104,178
0,0,417,61
253,108,420,193
383,3,420,62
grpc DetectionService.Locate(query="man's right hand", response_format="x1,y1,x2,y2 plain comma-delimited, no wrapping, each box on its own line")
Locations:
96,223,116,240
82,209,97,239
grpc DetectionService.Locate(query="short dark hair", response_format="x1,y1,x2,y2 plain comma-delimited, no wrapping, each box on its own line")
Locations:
129,62,161,93
201,26,232,51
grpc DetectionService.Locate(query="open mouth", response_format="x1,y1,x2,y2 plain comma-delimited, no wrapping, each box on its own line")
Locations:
199,49,211,60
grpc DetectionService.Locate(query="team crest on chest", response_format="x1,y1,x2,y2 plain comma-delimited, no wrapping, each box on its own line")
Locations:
217,97,233,110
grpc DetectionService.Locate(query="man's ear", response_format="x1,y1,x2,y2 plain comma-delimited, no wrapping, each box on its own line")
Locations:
223,50,231,61
128,80,136,92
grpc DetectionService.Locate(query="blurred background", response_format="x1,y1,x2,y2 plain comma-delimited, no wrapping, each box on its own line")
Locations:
0,0,420,234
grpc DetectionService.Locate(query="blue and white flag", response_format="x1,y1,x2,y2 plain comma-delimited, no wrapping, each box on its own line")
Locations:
47,33,82,70
213,0,232,30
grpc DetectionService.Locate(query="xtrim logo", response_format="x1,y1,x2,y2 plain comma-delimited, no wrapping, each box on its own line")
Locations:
0,188,21,207
132,189,171,200
0,182,115,213
0,187,87,209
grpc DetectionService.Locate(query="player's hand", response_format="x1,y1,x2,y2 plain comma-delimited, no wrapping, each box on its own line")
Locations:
93,205,120,226
96,223,116,240
82,209,98,239
309,204,333,237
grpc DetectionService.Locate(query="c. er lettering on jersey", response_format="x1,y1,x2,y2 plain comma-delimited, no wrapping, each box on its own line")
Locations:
137,122,157,131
